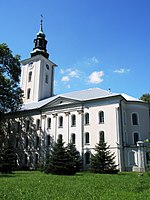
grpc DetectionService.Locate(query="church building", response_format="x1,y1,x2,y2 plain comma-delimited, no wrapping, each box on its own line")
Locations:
9,20,150,171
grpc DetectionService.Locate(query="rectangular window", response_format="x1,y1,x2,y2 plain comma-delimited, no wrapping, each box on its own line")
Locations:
45,74,48,84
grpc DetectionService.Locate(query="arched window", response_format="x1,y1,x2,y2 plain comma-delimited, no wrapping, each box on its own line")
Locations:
99,131,105,143
85,113,89,125
28,71,32,82
71,133,76,144
36,119,40,130
85,132,90,144
27,88,31,99
71,114,76,126
128,151,137,166
58,134,63,140
99,111,104,123
132,113,139,125
47,117,51,129
46,135,50,146
85,152,90,164
133,132,139,145
59,116,63,128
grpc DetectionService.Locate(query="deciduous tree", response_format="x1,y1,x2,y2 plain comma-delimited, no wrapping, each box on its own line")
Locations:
140,94,150,103
0,43,22,173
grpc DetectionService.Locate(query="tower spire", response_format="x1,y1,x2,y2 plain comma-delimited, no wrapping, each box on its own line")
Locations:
39,15,43,33
30,16,49,59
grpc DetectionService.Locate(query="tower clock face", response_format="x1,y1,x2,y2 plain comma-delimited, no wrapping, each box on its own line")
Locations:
29,62,34,69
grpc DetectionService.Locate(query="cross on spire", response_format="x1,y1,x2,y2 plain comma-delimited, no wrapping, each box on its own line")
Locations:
40,14,43,33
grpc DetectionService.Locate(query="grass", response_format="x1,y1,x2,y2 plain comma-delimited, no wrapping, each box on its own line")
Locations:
0,171,150,200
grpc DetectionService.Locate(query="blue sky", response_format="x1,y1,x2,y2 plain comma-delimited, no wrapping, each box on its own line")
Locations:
1,0,150,98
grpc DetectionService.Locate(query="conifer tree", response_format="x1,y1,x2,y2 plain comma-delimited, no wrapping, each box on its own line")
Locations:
90,141,117,173
67,142,83,172
46,135,76,175
0,141,17,173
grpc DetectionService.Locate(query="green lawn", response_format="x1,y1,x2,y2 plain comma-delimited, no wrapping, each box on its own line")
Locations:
0,171,150,200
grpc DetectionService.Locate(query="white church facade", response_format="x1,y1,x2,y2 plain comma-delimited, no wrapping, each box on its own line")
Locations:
8,20,150,172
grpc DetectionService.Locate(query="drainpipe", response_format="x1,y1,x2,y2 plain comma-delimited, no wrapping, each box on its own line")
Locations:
119,98,125,171
81,101,84,170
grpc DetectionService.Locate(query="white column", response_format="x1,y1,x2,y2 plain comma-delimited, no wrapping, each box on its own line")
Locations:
137,141,145,172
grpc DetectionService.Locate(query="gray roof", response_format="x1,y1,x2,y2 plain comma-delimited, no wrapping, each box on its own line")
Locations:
21,88,141,111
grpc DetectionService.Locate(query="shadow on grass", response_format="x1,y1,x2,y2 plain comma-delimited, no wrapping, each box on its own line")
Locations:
0,173,15,178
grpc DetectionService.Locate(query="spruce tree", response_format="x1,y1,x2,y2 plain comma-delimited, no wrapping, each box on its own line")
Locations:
90,141,117,173
46,135,76,175
0,141,17,173
67,142,83,173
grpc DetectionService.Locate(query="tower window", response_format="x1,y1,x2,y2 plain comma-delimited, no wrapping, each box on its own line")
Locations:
28,71,32,82
27,88,31,99
45,74,48,84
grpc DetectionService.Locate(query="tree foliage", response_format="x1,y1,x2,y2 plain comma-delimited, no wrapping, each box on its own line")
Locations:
67,142,83,172
140,94,150,103
90,141,118,173
0,43,23,115
45,136,82,175
0,43,23,173
0,140,17,173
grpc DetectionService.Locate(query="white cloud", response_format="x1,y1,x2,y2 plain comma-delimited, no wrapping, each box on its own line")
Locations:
68,70,80,78
60,68,80,83
114,68,130,74
85,56,99,65
61,76,70,82
88,71,104,84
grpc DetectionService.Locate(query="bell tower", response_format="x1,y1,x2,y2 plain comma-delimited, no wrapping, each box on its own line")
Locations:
20,19,57,104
